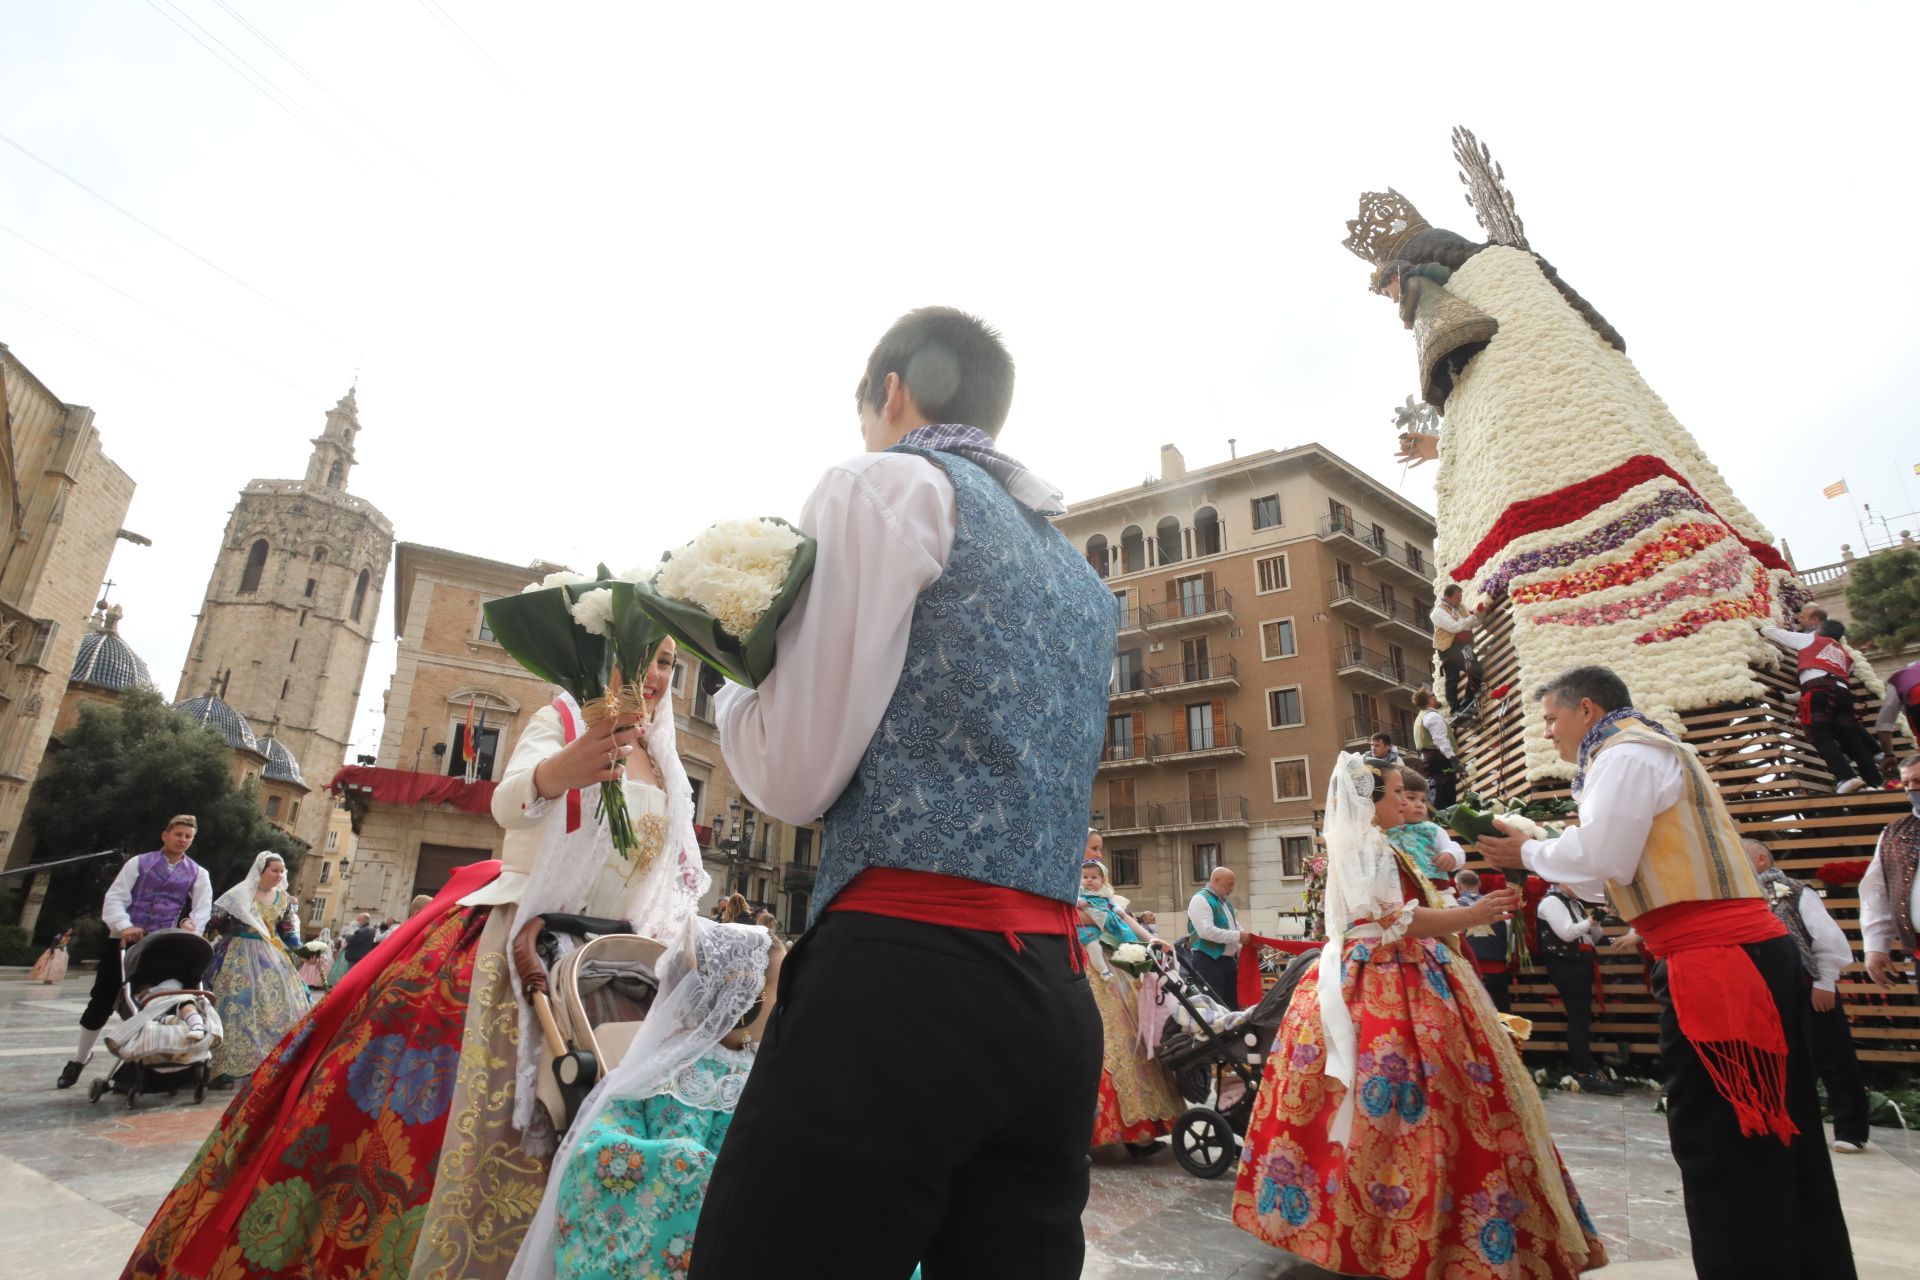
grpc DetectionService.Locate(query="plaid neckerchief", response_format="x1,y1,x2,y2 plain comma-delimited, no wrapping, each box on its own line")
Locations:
1571,707,1679,799
898,423,1066,515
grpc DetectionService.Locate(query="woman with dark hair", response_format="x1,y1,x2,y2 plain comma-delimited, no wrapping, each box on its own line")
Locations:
1233,756,1607,1276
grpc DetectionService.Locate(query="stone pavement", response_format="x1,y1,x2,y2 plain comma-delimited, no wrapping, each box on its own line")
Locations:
2,966,1916,1279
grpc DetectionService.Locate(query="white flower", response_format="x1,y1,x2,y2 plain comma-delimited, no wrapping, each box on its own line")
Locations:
654,519,804,638
569,587,615,636
616,564,653,584
522,569,591,595
1111,942,1148,967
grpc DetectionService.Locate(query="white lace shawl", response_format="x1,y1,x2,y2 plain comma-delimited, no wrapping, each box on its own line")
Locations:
212,850,294,943
506,919,772,1280
505,688,713,1138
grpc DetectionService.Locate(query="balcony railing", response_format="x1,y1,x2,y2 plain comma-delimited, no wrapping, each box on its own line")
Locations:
1106,804,1151,833
1116,603,1158,632
1163,722,1245,758
1318,511,1387,554
1326,576,1390,619
1100,734,1165,766
1335,643,1410,688
1154,795,1251,829
782,862,816,891
1146,589,1234,630
1376,540,1437,582
1343,716,1412,750
1147,653,1239,694
1378,595,1433,638
1110,666,1152,699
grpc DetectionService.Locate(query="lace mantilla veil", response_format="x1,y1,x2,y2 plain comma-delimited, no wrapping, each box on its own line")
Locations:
212,849,295,941
506,675,713,1138
506,919,773,1280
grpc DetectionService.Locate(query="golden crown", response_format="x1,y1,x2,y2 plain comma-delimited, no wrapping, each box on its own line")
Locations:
1342,188,1431,266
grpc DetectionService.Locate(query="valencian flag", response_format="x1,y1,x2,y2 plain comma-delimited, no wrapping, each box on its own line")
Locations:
1822,480,1849,499
462,697,478,779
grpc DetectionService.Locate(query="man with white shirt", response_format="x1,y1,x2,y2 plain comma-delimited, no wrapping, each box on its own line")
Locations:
56,815,212,1090
1186,866,1244,1008
1477,665,1853,1280
1412,686,1458,807
1429,583,1484,718
1535,883,1620,1094
693,308,1116,1278
1863,756,1920,995
1761,609,1883,794
1746,837,1870,1153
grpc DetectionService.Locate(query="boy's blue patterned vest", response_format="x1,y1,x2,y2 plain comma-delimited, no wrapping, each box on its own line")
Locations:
816,447,1118,922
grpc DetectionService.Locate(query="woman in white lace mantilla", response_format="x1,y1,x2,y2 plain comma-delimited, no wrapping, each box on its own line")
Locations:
1232,753,1608,1277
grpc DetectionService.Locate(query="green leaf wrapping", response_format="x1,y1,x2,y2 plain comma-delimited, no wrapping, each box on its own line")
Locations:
628,520,818,689
606,582,670,685
481,586,607,702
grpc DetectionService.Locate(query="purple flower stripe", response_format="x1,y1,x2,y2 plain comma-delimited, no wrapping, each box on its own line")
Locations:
1532,544,1748,629
1478,489,1710,597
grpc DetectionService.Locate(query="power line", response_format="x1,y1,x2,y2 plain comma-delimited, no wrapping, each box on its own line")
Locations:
139,0,371,170
414,0,518,92
206,0,423,171
0,220,323,401
0,130,333,339
0,288,168,379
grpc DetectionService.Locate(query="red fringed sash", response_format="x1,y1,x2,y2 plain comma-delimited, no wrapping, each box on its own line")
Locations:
828,867,1083,970
1635,898,1795,1145
553,696,583,834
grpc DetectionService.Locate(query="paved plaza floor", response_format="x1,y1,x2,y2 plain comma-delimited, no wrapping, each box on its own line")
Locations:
2,967,1915,1279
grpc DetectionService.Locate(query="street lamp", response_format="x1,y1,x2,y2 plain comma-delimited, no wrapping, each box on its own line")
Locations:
717,797,758,896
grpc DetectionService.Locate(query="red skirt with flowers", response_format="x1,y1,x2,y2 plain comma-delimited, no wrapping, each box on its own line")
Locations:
1232,935,1607,1279
122,866,499,1280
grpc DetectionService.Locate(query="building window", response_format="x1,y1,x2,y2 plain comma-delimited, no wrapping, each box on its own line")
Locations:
326,830,339,850
693,675,717,721
1394,707,1414,745
448,721,502,780
1255,554,1289,594
1181,636,1211,682
1108,713,1136,759
1194,507,1222,557
1120,526,1145,574
280,678,290,699
1261,618,1297,660
1190,842,1222,883
1114,648,1144,695
1086,534,1110,578
688,778,705,828
1156,517,1184,565
793,826,815,867
304,577,317,598
327,460,344,487
1174,573,1207,616
266,794,282,818
298,610,307,627
1406,545,1426,574
785,891,810,934
319,860,332,884
1272,757,1311,802
1282,835,1313,877
291,801,300,824
239,539,269,593
1110,846,1140,886
478,613,497,644
314,546,328,564
1267,687,1304,729
1185,703,1215,752
1252,494,1281,530
1387,643,1407,684
351,569,370,622
671,661,686,695
289,639,299,661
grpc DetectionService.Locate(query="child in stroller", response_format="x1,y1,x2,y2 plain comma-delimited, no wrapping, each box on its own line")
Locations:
88,927,224,1109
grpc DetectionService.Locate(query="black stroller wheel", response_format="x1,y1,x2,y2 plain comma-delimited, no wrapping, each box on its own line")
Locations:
87,1078,107,1104
1172,1107,1237,1180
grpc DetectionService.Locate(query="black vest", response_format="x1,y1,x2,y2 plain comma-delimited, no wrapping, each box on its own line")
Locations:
1536,889,1591,960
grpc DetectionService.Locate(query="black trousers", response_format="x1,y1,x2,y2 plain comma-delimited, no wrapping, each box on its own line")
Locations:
1543,954,1597,1073
1439,642,1482,710
1803,682,1884,788
1807,990,1870,1145
1653,935,1855,1279
80,944,124,1031
1421,748,1458,808
1186,948,1242,1009
690,911,1102,1280
1477,968,1512,1014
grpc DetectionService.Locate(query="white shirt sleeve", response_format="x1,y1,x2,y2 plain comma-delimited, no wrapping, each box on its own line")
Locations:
1537,894,1595,943
100,859,141,934
1798,887,1852,990
1421,710,1455,757
492,705,566,831
1433,829,1465,871
715,454,956,823
1876,694,1906,735
1430,604,1474,636
1761,625,1816,652
188,868,213,933
1521,743,1682,901
1187,894,1242,951
1861,831,1895,956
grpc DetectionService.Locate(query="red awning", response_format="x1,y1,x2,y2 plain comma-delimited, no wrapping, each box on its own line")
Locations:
327,765,498,817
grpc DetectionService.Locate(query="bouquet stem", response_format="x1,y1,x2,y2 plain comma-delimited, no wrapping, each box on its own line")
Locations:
595,781,639,857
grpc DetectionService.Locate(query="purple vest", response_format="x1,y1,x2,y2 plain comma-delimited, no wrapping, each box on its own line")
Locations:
127,851,201,932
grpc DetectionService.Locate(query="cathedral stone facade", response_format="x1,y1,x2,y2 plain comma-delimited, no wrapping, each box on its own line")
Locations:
176,388,392,852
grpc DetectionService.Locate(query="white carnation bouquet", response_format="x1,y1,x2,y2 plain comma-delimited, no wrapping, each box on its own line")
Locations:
631,518,816,688
1108,941,1152,977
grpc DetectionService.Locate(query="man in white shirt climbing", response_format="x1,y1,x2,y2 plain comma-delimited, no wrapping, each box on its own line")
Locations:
1412,686,1459,807
1429,583,1484,720
1760,609,1884,794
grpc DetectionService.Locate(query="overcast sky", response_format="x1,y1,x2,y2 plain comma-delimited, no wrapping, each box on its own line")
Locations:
3,2,1915,764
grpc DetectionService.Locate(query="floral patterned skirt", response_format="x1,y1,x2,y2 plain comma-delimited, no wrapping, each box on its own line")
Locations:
1088,965,1182,1146
121,903,489,1280
207,930,315,1078
1232,936,1608,1279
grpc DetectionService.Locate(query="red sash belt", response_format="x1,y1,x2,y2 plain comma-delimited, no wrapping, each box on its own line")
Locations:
1636,897,1795,1144
827,868,1082,969
1236,933,1320,1007
553,696,583,834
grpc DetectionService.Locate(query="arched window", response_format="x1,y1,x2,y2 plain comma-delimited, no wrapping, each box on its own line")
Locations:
313,546,328,564
351,569,370,622
1194,506,1222,557
1156,516,1183,566
326,460,343,487
238,539,269,594
1120,526,1145,574
1085,535,1109,579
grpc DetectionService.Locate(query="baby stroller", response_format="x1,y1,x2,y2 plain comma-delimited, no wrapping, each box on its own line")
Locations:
88,928,223,1109
1149,945,1314,1178
515,912,663,1132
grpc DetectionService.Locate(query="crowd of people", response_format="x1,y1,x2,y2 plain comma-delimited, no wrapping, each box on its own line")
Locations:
17,305,1915,1280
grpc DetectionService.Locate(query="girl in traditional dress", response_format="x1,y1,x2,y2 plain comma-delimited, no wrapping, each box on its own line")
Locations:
1232,756,1607,1277
28,928,73,985
206,852,313,1085
1077,836,1184,1149
508,919,782,1280
121,629,710,1280
297,928,331,991
325,929,350,987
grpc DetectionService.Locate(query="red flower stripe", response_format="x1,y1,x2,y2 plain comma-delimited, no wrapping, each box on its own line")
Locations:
1634,565,1773,645
1533,545,1750,629
1510,522,1732,604
1451,455,1792,584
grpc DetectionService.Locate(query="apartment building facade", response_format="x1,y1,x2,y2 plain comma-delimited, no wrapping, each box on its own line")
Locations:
1054,444,1438,934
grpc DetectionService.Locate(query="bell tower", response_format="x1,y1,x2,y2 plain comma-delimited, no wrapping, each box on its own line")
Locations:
177,387,394,852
